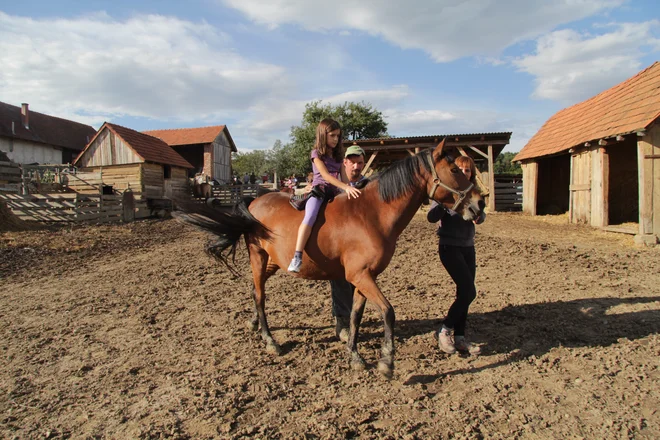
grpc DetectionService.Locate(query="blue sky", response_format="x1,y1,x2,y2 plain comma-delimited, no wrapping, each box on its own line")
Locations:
1,0,658,153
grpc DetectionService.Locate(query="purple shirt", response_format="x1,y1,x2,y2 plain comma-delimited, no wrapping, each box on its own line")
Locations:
311,150,342,191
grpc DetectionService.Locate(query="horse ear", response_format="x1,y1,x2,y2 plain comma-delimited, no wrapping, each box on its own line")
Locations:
432,138,446,160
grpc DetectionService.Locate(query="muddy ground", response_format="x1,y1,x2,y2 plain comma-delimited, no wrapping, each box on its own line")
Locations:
1,210,659,439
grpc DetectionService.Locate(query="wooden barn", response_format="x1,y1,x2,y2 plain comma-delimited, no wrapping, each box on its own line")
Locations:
142,125,237,183
72,122,193,199
514,62,660,245
0,101,96,165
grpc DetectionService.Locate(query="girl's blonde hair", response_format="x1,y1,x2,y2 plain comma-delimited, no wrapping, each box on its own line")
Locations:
455,155,477,184
315,118,344,162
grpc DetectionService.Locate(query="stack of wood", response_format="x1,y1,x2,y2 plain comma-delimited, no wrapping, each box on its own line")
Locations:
0,151,21,192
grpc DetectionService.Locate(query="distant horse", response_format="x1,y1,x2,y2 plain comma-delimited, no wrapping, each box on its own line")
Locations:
175,140,483,377
191,173,212,199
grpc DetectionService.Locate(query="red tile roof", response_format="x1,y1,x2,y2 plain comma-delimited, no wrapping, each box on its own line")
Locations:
0,101,97,151
143,125,237,151
77,123,193,168
514,62,660,162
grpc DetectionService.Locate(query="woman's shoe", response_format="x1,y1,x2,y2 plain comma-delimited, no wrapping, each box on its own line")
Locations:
438,328,456,354
454,336,481,355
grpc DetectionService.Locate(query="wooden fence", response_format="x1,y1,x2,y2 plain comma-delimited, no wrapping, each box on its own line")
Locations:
210,184,261,206
0,192,149,223
494,174,523,211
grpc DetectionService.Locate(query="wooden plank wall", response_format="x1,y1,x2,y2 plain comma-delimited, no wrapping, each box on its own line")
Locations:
65,164,143,194
142,163,164,197
569,150,592,224
77,129,142,167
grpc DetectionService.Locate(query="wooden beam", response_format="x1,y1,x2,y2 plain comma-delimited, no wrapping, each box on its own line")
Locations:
522,162,538,215
487,145,495,212
457,146,468,157
361,151,378,176
468,146,488,159
598,139,607,146
406,149,415,156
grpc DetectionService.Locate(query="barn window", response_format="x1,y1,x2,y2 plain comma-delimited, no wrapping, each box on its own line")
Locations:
163,165,171,179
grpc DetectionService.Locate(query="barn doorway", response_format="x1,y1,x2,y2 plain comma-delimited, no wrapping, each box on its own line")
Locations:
607,141,639,225
536,154,570,215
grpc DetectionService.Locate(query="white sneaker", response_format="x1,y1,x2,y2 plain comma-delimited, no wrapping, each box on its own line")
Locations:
287,255,302,273
438,328,456,354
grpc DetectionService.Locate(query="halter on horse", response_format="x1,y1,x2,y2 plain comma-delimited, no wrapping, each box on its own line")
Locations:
174,139,484,377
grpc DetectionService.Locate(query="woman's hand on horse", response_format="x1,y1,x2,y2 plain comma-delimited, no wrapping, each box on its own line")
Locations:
345,186,361,199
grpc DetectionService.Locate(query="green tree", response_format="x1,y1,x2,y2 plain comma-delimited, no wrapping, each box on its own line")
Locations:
267,139,298,179
289,101,388,173
231,149,269,177
493,152,522,175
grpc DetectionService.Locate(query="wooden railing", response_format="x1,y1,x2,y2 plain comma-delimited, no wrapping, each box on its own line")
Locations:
0,192,149,223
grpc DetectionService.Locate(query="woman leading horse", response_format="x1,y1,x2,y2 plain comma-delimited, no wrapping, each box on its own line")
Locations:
175,139,484,377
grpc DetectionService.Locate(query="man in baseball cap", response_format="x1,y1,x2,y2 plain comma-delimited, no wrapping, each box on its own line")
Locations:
331,144,367,342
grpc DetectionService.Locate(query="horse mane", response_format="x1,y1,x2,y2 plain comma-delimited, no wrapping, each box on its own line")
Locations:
376,151,432,203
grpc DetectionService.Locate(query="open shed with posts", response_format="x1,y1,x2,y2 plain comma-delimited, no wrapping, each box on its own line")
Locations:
71,122,193,200
514,62,660,245
343,132,513,211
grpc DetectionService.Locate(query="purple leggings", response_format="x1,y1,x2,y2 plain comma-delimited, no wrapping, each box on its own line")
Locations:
302,196,323,226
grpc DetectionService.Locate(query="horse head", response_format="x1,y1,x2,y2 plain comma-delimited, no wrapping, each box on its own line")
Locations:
427,139,485,221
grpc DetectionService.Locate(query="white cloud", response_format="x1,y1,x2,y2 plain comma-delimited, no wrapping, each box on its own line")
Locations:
236,85,412,146
0,11,289,126
513,21,660,103
220,0,624,61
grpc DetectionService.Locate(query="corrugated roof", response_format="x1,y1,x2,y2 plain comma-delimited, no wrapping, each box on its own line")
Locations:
143,125,237,152
0,101,97,151
77,123,193,169
352,132,513,142
515,62,660,162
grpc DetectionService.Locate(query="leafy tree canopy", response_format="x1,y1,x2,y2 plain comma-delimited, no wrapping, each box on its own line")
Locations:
493,152,522,175
288,101,388,173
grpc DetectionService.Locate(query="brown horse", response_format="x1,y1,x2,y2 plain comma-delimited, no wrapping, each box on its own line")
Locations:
175,139,484,377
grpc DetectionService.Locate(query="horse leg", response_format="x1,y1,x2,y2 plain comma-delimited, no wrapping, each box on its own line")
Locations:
347,290,367,371
246,260,279,332
351,274,396,378
250,249,281,355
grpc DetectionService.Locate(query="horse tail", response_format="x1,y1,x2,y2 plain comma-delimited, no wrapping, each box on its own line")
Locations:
173,197,270,275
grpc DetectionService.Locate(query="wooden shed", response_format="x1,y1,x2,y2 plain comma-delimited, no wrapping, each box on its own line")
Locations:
514,62,660,245
344,132,512,211
72,122,193,199
143,125,237,183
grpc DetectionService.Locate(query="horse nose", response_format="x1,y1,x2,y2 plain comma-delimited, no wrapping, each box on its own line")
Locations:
478,199,486,212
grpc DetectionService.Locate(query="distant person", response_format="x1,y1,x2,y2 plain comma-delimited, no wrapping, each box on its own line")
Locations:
427,155,485,356
249,172,256,184
242,173,249,184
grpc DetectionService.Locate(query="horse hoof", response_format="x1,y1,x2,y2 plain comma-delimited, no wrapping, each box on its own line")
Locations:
377,361,393,379
266,342,281,355
350,358,366,371
246,319,258,331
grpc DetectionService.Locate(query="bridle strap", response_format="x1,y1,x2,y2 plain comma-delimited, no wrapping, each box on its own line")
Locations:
425,150,474,211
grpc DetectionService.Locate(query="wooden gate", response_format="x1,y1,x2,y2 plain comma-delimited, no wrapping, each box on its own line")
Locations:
569,150,592,223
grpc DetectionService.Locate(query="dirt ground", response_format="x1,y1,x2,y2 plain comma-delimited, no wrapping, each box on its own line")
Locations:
1,209,659,439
